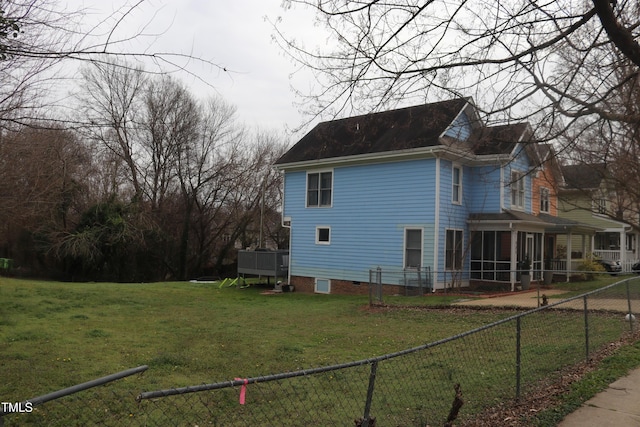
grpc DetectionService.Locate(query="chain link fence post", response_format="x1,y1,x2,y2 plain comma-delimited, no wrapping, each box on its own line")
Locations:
583,295,590,361
361,361,378,427
515,316,521,401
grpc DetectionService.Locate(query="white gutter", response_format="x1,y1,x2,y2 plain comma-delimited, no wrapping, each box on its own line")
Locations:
274,145,510,172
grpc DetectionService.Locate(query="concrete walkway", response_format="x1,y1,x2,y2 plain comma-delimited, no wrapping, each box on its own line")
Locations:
453,289,568,309
557,368,640,426
453,290,640,426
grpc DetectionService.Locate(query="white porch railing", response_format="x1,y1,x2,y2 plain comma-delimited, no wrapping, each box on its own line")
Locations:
552,257,638,273
592,250,636,262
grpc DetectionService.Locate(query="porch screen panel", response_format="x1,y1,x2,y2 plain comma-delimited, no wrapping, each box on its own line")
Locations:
482,231,496,280
470,231,511,282
470,231,482,279
496,231,511,281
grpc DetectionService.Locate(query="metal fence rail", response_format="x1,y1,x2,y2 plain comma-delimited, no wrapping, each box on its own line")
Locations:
0,366,148,426
3,279,639,426
136,278,639,427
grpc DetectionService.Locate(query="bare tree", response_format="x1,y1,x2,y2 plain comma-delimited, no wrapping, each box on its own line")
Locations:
0,126,91,267
0,0,227,129
174,95,245,279
275,0,640,140
555,36,640,225
78,60,146,199
142,76,200,210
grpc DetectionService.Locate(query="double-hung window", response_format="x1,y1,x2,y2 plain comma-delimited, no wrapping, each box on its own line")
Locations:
404,228,422,269
511,171,525,210
307,171,332,207
445,229,463,270
540,187,550,213
452,165,462,204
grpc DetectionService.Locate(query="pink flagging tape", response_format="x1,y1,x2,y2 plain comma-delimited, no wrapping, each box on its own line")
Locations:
234,378,249,404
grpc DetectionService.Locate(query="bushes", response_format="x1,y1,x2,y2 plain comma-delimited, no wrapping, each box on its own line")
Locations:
575,257,606,281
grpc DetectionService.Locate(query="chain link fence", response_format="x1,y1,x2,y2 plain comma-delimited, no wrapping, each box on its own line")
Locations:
2,278,639,426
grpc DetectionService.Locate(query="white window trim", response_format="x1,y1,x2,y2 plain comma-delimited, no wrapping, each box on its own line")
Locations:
511,171,525,210
306,169,334,208
315,226,331,245
452,164,463,205
314,278,331,294
540,187,550,213
403,227,423,269
593,197,607,214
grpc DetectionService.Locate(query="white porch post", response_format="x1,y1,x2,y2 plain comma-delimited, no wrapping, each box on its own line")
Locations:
511,229,517,292
566,232,572,282
621,230,626,266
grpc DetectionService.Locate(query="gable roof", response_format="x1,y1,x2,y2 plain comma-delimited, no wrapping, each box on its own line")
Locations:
561,163,607,190
469,123,531,155
276,98,469,166
276,98,531,167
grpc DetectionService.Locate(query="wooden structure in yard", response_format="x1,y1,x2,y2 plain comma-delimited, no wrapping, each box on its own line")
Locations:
237,250,289,285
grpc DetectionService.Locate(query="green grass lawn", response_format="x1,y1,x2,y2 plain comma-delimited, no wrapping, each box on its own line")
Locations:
551,273,633,295
0,277,637,426
0,278,508,419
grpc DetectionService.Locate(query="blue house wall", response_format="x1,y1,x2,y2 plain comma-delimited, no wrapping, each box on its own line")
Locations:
503,145,533,212
444,111,473,140
437,160,471,280
468,165,503,212
283,158,439,283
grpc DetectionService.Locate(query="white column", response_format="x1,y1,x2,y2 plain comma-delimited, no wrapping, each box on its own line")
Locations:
566,232,572,282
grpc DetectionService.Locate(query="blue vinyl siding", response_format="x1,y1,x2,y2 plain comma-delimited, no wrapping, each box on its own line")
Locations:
283,143,538,288
503,145,533,213
444,111,472,141
285,159,438,283
468,165,503,212
437,160,471,278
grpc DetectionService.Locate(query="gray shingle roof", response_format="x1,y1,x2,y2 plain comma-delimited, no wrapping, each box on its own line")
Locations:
470,123,530,155
276,99,469,165
276,98,531,166
561,163,607,190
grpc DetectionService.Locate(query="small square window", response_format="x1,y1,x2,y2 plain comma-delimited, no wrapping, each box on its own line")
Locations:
315,278,331,294
316,226,331,244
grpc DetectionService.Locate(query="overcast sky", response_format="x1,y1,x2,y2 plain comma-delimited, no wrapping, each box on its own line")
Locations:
65,0,323,135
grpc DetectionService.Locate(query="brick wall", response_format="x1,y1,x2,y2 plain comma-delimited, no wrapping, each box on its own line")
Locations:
289,275,411,296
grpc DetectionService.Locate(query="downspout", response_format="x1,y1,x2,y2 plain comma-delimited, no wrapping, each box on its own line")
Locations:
434,157,441,290
280,170,292,286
